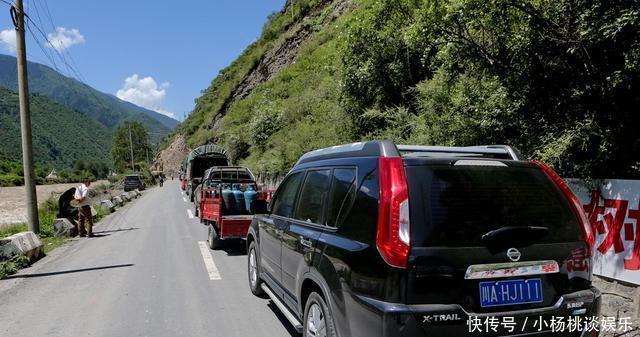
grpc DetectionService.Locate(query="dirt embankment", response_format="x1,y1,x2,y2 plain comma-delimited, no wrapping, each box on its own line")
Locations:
154,133,189,178
209,0,351,133
155,0,352,174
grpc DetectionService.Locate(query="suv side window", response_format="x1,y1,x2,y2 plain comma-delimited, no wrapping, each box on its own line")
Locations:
326,168,357,228
272,172,303,218
294,169,331,224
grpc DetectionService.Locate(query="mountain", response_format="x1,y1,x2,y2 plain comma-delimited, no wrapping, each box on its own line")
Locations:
0,54,178,143
157,0,640,179
0,87,111,166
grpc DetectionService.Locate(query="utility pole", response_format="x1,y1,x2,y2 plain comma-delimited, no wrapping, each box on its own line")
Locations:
12,0,39,233
128,124,135,171
291,0,295,20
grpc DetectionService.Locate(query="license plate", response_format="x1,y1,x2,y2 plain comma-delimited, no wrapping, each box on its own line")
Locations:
479,279,543,307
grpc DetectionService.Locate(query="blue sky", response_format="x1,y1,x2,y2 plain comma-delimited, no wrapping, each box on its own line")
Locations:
0,0,286,121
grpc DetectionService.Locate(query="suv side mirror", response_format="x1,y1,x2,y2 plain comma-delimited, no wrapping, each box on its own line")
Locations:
250,199,269,215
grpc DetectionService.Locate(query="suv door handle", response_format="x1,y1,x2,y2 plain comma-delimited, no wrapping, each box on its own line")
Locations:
300,236,313,248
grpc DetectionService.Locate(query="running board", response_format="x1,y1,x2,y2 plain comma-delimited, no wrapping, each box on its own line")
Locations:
261,283,303,333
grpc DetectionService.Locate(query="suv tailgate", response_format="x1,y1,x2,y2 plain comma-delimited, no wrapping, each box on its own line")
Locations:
403,160,592,314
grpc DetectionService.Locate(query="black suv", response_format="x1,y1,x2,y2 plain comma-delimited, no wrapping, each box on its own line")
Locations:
247,140,600,337
123,174,145,192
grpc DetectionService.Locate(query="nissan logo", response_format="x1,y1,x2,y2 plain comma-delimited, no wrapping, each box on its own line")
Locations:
507,248,521,262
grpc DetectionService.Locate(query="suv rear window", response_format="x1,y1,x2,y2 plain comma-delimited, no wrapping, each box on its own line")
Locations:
405,164,581,247
294,170,331,224
272,172,304,218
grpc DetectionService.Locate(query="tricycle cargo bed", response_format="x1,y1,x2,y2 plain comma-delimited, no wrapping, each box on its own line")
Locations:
219,216,253,239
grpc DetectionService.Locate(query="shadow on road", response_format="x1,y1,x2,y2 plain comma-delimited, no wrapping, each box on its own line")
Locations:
93,227,140,234
267,301,301,337
2,263,134,280
222,244,247,256
88,234,110,238
210,240,247,256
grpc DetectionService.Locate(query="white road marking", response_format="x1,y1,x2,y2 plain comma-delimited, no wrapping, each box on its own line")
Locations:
198,241,221,280
187,209,194,218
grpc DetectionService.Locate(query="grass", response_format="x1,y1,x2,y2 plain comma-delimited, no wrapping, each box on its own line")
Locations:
0,255,30,279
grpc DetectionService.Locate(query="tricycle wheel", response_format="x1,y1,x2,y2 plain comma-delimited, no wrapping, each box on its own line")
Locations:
208,225,221,250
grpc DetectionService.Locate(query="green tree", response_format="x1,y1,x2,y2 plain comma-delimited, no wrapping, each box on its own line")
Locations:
111,121,152,173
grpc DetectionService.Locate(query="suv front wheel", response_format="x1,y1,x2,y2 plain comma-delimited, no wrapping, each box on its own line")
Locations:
247,241,264,296
303,292,337,337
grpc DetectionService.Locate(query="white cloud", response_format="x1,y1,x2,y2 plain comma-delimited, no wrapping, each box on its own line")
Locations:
0,29,17,53
47,27,85,51
116,74,174,118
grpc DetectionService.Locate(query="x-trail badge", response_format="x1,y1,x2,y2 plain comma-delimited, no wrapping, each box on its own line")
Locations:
507,248,521,262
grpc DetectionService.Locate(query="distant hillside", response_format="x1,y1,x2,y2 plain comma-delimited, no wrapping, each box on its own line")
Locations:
0,54,177,143
158,0,640,179
0,87,111,166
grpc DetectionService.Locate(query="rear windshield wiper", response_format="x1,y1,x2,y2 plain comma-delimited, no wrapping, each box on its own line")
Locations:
481,226,549,254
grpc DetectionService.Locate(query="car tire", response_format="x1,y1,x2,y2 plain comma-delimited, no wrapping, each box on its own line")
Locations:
247,241,265,297
303,292,337,337
208,224,221,250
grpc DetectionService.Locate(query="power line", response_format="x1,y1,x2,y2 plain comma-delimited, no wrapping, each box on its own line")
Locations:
25,23,60,72
26,17,86,82
33,0,87,86
19,1,89,86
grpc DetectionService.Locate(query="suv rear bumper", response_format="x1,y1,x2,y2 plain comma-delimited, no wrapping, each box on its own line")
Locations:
349,288,601,337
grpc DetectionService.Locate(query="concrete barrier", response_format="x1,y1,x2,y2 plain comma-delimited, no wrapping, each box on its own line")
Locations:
112,196,122,206
0,231,44,261
120,193,129,202
133,190,141,197
53,218,77,237
127,191,136,199
99,199,115,212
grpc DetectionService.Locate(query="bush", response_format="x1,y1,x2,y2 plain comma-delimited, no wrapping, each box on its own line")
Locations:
0,174,23,187
0,255,30,279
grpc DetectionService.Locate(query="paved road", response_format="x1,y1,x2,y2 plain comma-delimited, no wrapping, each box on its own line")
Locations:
0,181,296,337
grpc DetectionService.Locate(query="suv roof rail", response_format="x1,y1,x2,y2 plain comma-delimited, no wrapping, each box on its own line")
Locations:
397,145,522,161
295,141,522,165
295,140,399,165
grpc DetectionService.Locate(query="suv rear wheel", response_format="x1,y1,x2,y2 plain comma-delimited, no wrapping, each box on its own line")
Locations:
303,292,336,337
247,241,264,296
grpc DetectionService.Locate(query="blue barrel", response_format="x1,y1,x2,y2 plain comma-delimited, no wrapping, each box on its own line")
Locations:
232,183,246,213
221,184,235,213
244,185,257,212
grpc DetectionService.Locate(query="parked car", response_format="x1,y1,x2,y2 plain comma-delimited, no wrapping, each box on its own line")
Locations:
123,174,145,192
246,140,599,337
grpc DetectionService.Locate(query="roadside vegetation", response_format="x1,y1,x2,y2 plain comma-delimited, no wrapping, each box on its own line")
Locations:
0,182,118,279
0,159,111,187
111,121,154,173
171,0,640,179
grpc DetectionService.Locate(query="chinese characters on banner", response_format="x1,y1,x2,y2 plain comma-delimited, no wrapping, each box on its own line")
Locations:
567,179,640,285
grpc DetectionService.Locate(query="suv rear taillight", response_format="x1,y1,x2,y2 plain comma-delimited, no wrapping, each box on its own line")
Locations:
530,161,595,252
376,157,410,268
